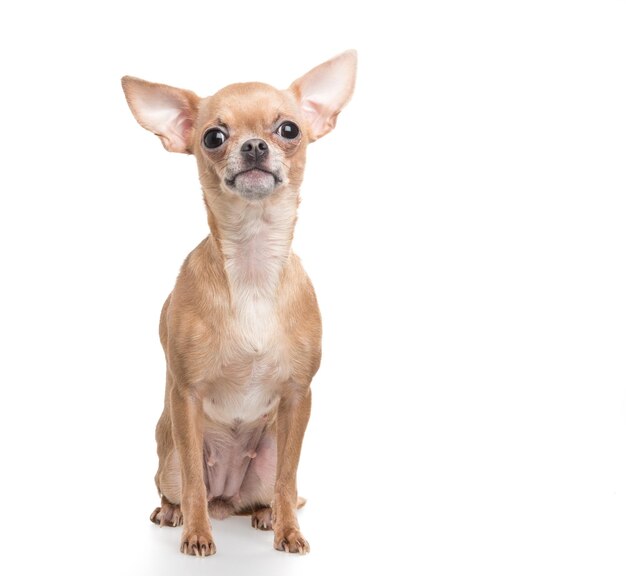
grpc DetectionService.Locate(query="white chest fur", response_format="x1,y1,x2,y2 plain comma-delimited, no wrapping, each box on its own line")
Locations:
204,198,295,426
202,357,281,425
221,201,294,354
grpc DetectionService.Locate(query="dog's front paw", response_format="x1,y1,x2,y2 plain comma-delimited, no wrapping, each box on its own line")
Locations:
273,527,310,554
180,527,216,556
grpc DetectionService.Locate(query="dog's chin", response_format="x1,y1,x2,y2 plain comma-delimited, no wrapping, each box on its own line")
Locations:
227,169,279,201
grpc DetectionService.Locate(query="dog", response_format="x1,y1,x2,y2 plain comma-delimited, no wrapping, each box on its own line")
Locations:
121,51,356,556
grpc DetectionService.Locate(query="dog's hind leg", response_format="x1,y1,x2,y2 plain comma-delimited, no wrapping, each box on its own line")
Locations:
249,497,307,531
151,363,184,526
151,495,183,527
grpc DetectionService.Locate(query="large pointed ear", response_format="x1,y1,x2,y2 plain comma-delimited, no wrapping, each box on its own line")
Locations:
121,76,199,154
289,50,357,142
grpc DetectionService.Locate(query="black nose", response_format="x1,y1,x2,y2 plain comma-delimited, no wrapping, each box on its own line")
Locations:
240,138,268,160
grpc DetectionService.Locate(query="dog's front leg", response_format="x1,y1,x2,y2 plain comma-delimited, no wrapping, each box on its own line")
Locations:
170,384,215,556
273,387,312,554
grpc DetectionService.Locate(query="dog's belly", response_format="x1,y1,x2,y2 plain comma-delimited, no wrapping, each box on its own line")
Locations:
199,357,281,510
202,422,276,512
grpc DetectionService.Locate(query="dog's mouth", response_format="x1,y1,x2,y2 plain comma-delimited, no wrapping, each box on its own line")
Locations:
225,168,282,199
225,168,281,185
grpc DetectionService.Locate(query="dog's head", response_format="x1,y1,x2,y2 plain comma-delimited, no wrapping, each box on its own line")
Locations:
122,51,356,203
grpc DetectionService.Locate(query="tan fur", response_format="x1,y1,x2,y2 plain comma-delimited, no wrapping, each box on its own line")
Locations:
121,51,356,557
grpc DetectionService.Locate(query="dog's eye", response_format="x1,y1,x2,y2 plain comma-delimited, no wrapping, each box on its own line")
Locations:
203,128,228,149
277,121,300,140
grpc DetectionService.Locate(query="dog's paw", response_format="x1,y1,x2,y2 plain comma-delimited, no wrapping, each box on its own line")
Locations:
150,499,183,527
273,527,310,554
251,507,273,531
180,528,216,557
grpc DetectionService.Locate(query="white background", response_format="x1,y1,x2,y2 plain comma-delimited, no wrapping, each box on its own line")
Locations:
1,1,625,574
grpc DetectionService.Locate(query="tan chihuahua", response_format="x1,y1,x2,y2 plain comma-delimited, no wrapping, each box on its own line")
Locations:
121,51,356,556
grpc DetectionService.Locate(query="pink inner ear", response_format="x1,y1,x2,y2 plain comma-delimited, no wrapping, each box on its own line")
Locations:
291,50,356,140
123,77,198,154
166,111,194,153
301,100,336,138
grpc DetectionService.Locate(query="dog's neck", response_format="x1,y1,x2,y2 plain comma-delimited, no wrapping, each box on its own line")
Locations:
206,188,299,298
204,188,298,352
